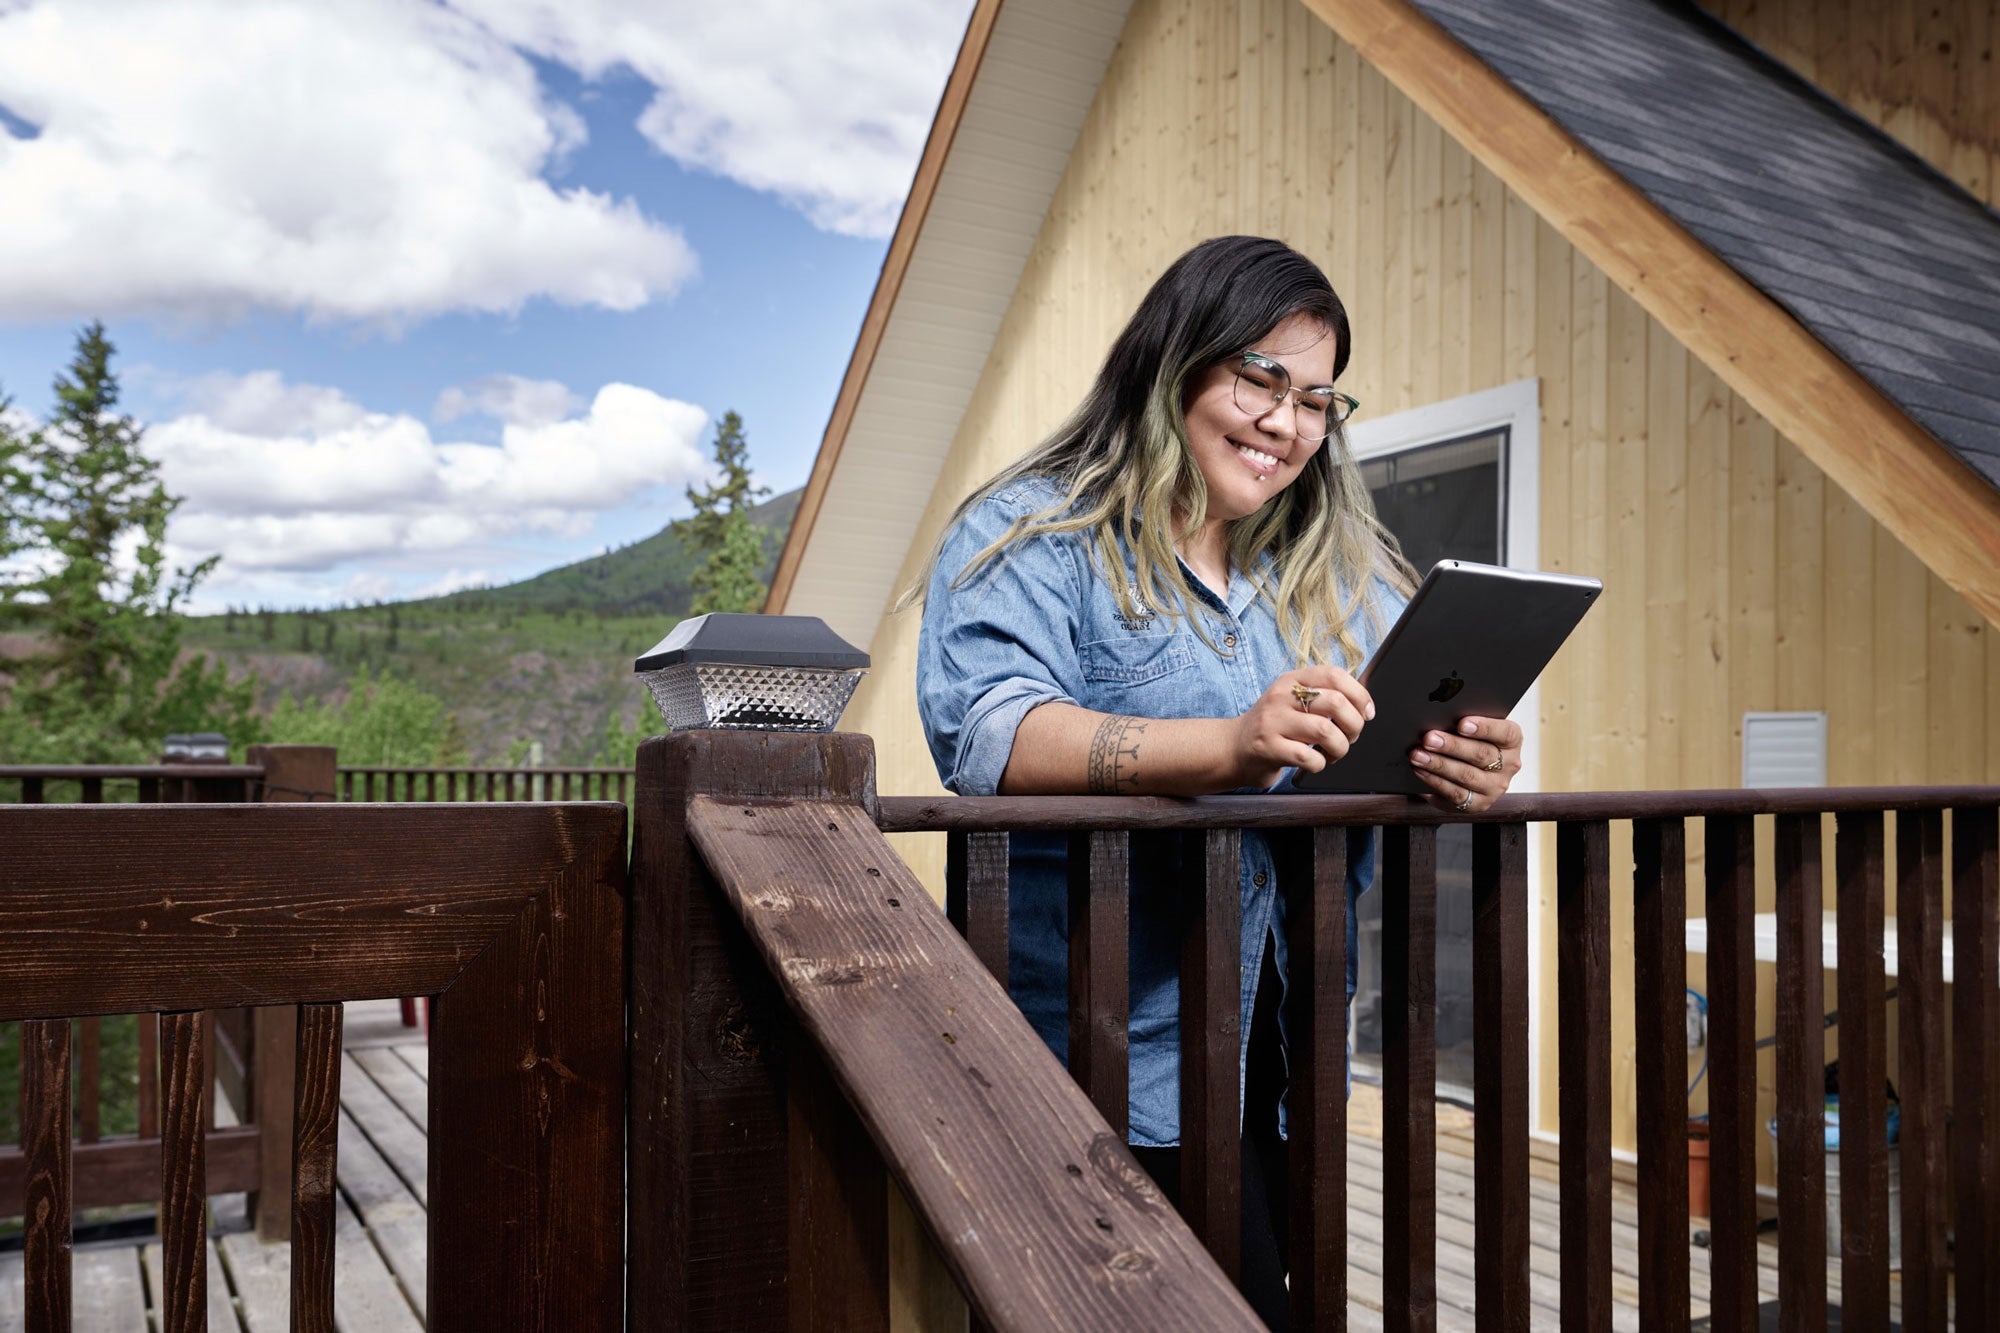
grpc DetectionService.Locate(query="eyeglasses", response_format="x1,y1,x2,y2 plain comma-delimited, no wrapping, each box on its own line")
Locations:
1230,352,1358,442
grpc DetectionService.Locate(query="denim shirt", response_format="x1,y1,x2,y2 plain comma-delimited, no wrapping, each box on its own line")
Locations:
916,477,1403,1146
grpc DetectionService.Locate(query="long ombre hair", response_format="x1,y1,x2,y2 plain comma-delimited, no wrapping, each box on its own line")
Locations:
909,235,1415,669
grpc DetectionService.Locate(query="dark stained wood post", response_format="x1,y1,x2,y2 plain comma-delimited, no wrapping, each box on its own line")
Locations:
1179,826,1244,1282
1273,825,1349,1331
1953,805,2000,1332
1067,831,1130,1137
21,1019,73,1331
1834,812,1888,1330
945,830,1010,985
1897,810,1949,1332
291,1003,343,1333
1632,817,1689,1332
1771,813,1826,1332
628,730,888,1333
1557,820,1610,1333
245,743,338,1241
1382,823,1438,1333
1704,814,1758,1332
1472,822,1530,1333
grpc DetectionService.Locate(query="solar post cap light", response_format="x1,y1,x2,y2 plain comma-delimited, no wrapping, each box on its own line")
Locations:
634,613,870,732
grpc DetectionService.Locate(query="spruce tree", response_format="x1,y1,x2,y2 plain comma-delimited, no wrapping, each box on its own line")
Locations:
682,411,772,616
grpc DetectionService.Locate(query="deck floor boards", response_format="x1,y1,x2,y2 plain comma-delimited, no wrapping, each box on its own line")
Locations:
8,1001,1952,1328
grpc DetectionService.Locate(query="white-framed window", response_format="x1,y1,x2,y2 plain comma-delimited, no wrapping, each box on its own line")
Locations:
1341,378,1543,1111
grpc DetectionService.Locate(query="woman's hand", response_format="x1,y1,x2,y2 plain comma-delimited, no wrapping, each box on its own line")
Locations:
1410,716,1523,814
1230,665,1374,789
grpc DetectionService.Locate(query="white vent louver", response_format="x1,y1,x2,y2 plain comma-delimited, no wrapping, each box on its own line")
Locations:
1742,711,1827,788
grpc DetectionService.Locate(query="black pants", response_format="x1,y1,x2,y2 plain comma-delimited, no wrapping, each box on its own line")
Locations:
1130,945,1293,1330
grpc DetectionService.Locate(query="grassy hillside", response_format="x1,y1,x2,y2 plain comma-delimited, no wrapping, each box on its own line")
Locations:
179,489,802,765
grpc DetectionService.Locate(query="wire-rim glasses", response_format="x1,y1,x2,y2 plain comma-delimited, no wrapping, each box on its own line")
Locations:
1230,352,1358,442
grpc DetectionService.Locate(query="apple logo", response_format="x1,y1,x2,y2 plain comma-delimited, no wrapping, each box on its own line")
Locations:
1428,671,1465,703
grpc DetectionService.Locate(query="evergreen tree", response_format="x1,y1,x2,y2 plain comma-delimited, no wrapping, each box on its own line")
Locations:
0,324,259,761
681,411,771,616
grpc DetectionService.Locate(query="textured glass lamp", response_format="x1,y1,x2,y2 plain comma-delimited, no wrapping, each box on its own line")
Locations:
635,613,869,732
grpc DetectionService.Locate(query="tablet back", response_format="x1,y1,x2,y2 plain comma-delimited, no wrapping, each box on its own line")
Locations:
1294,560,1600,795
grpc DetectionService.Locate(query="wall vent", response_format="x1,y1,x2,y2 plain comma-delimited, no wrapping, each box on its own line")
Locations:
1742,711,1827,788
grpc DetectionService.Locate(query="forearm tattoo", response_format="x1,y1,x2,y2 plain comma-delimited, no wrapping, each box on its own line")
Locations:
1086,714,1148,794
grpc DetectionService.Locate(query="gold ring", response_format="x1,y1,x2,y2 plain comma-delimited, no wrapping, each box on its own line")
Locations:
1291,683,1321,712
1485,756,1504,772
1455,793,1473,812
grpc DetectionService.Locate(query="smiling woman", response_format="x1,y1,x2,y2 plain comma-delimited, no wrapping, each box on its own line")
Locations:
906,235,1528,1329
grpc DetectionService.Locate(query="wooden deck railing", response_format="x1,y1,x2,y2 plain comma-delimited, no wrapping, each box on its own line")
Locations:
338,765,632,803
0,798,626,1330
874,786,2000,1332
0,747,334,1241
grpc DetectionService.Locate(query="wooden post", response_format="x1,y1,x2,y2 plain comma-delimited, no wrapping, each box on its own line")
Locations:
244,744,337,1241
628,730,887,1332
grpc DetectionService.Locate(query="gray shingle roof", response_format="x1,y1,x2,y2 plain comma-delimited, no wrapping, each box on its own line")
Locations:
1408,0,2000,493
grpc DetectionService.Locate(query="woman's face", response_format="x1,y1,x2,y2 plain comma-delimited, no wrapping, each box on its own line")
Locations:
1180,312,1340,525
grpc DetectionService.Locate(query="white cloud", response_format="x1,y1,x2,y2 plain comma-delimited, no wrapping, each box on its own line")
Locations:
410,568,499,598
434,374,582,426
0,0,696,324
444,0,976,238
147,372,709,573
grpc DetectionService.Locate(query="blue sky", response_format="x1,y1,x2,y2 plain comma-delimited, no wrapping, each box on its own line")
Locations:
0,0,976,613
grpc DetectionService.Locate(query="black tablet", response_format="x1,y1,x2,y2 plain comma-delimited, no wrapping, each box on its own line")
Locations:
1292,560,1601,795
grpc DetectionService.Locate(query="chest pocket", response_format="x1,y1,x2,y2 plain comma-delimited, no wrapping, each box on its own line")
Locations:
1079,633,1197,686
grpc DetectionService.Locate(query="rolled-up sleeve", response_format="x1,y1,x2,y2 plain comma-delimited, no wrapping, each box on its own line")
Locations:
917,490,1083,796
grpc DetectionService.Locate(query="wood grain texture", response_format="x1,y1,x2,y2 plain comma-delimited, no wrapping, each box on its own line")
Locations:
291,1004,343,1333
427,795,627,1333
160,1011,207,1333
1952,804,2000,1331
0,1128,258,1211
0,802,627,1015
788,1039,891,1333
1273,826,1349,1332
19,1019,71,1332
1179,826,1243,1283
1631,818,1688,1333
251,1003,298,1242
1556,820,1610,1332
688,792,1260,1331
1381,824,1437,1333
1472,822,1530,1333
1771,813,1827,1332
1303,0,2000,627
946,830,1010,987
1834,812,1889,1330
629,730,881,1333
1703,815,1757,1331
1896,809,1949,1331
1067,831,1130,1137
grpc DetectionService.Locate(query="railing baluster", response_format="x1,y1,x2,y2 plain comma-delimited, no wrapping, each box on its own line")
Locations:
77,1017,101,1144
1382,823,1437,1333
1557,819,1610,1333
160,1011,207,1333
1274,825,1348,1331
1834,811,1888,1328
1066,831,1130,1136
1773,812,1827,1331
140,776,161,803
201,1010,218,1132
1703,814,1757,1331
291,1004,343,1333
138,1013,160,1139
1897,809,1948,1331
944,831,1010,986
1632,817,1689,1332
22,775,43,803
79,776,102,804
1472,822,1529,1333
1179,826,1242,1281
22,1018,73,1331
1953,804,2000,1330
428,770,438,802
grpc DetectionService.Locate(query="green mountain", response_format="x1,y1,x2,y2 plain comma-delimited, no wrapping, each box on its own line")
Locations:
181,488,805,765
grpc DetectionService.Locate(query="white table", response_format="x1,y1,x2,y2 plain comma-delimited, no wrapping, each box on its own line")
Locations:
1684,910,1987,986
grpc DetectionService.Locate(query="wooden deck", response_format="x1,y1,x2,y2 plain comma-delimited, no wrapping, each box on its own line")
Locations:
4,1003,1929,1330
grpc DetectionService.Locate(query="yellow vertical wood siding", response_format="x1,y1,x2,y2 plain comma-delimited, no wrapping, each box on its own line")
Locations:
840,0,2000,1161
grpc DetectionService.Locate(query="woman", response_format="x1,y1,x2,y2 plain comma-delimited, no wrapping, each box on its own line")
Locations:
913,235,1522,1326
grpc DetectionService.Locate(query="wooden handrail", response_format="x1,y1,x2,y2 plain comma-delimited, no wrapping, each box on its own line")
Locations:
686,795,1261,1331
878,784,2000,831
0,764,262,780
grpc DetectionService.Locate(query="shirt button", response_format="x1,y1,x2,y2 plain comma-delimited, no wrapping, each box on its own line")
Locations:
1252,870,1267,887
1223,633,1238,648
